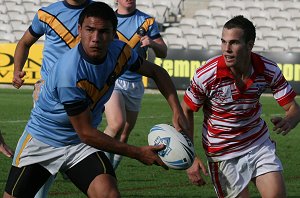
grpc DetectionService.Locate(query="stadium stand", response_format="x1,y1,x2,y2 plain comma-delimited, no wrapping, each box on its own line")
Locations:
167,37,188,49
1,0,300,53
268,40,289,52
182,27,203,40
253,40,269,52
187,38,208,50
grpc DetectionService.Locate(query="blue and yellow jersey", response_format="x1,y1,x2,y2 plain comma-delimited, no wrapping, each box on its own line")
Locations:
25,40,141,147
29,0,92,80
116,9,161,82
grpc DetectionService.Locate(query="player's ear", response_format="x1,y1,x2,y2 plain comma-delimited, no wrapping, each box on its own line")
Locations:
248,40,254,51
78,24,82,38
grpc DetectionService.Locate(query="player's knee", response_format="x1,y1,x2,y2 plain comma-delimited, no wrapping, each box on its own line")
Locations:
105,122,125,137
87,175,120,198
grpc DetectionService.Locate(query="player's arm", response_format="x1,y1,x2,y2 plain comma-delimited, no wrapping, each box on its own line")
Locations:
13,29,39,89
66,104,167,169
0,131,14,158
136,59,188,133
181,100,208,186
271,99,300,135
140,36,167,58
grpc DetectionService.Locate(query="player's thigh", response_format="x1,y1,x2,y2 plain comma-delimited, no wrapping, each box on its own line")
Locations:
5,164,52,197
65,151,116,195
253,171,286,198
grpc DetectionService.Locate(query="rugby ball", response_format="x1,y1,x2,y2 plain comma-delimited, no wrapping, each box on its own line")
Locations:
148,124,195,170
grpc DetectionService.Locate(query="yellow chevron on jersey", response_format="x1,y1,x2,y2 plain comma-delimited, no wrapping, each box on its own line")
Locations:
77,44,132,109
116,17,155,49
38,9,80,48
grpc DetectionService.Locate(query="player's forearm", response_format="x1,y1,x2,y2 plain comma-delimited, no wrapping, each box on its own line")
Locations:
285,100,300,129
152,66,180,109
13,43,30,73
151,39,167,58
81,128,140,159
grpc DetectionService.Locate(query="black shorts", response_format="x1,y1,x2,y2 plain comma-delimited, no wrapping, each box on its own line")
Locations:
5,151,116,197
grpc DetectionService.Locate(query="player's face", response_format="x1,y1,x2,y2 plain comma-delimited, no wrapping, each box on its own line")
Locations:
78,16,115,61
117,0,136,9
221,28,252,68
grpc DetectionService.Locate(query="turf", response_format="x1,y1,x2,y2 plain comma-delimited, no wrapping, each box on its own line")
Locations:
0,88,299,197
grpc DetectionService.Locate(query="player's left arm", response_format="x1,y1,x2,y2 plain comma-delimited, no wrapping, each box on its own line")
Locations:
140,36,167,58
136,59,188,133
271,99,300,135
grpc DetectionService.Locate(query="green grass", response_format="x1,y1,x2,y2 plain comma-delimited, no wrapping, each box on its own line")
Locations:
0,88,300,197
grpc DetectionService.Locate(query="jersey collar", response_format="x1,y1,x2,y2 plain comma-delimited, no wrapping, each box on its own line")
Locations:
216,52,265,79
63,0,91,9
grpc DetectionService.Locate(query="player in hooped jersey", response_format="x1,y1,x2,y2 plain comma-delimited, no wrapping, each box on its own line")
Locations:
182,16,300,198
104,0,168,169
4,2,188,197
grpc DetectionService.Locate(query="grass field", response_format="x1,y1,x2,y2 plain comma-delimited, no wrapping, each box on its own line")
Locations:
0,88,300,197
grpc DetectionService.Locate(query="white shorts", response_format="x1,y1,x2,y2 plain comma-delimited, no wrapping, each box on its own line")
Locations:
208,138,283,198
13,131,100,175
114,79,144,111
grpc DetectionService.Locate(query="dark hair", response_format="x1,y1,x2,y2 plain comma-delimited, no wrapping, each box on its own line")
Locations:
78,2,118,31
224,15,256,43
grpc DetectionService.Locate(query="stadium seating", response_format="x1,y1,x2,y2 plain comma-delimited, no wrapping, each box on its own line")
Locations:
187,38,208,50
167,37,188,49
182,27,203,40
253,40,269,52
1,0,300,53
268,40,289,52
193,9,212,22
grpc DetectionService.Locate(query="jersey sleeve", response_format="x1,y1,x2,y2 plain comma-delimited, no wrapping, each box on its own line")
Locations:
147,18,162,40
28,10,46,37
269,65,297,106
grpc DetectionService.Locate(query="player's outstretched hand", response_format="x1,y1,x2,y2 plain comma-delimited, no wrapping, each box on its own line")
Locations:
0,133,14,158
186,156,208,186
137,145,168,170
12,71,26,89
271,117,293,136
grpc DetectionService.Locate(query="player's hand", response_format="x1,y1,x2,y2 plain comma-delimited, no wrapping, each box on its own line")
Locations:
271,117,293,135
0,134,14,158
172,111,189,138
140,35,152,48
138,145,168,170
12,71,26,89
186,156,208,186
0,143,14,158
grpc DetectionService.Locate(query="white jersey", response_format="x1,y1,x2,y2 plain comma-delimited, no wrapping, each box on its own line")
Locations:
184,52,297,162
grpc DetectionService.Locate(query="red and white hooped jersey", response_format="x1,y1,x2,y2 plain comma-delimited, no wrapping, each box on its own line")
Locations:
184,52,296,162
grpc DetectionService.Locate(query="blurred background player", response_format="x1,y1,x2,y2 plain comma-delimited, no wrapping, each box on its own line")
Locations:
104,0,168,169
182,15,300,198
12,0,92,197
4,2,188,197
0,130,14,158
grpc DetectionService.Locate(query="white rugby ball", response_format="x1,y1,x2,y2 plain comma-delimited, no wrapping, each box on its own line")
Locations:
148,124,195,170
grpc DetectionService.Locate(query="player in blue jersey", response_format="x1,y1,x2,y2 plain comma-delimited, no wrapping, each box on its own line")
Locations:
104,0,168,169
4,2,188,197
11,0,92,197
12,0,92,95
